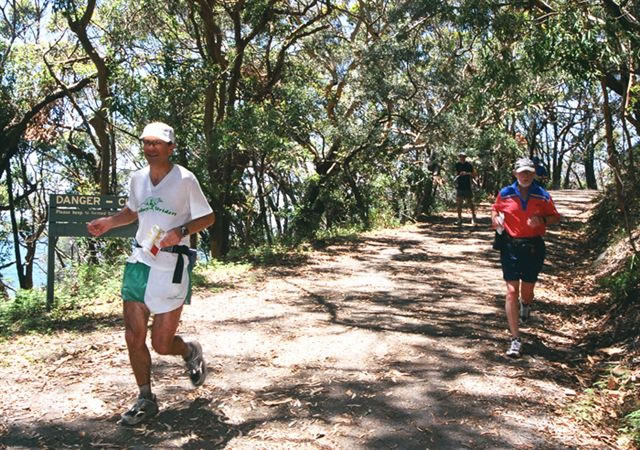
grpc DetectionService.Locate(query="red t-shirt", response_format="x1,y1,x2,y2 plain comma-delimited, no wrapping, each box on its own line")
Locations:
492,182,560,238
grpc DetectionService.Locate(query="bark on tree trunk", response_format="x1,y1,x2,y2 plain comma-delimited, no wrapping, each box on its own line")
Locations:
601,77,637,254
7,165,27,289
254,157,273,245
562,159,573,189
344,161,369,227
416,177,435,217
67,0,112,195
584,143,598,190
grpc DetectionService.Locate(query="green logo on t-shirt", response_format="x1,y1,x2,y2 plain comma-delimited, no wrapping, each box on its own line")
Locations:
139,197,177,216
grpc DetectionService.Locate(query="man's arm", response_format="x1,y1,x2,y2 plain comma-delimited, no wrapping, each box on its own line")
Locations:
87,207,138,237
159,212,216,247
491,195,503,229
529,213,561,227
491,209,501,229
543,214,561,225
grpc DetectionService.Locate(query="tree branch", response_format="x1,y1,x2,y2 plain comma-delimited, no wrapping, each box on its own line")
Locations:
0,76,95,179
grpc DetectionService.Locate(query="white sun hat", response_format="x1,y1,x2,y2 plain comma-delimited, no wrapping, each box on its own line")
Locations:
140,122,175,143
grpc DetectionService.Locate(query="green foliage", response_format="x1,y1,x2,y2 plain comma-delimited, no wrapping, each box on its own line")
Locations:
79,237,133,265
567,363,640,447
0,288,48,337
0,260,124,340
313,224,363,244
600,256,640,305
620,409,640,447
0,256,259,341
367,173,403,229
566,388,598,423
588,179,640,305
190,258,254,290
229,242,299,266
1,0,635,263
58,260,125,304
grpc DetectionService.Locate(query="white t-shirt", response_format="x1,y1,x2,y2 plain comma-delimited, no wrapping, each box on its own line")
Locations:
126,164,213,271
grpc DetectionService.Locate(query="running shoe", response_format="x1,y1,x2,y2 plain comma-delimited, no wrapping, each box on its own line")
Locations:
185,341,207,387
506,338,522,358
120,394,158,426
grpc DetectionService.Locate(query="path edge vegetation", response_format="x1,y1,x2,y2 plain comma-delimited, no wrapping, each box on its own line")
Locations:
562,182,640,449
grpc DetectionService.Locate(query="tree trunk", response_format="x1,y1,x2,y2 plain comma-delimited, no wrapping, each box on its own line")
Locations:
67,0,113,194
551,123,562,189
6,164,32,289
254,157,273,245
416,176,435,217
622,115,637,191
584,142,598,190
294,178,326,240
267,191,282,237
562,159,573,189
344,162,369,227
601,77,637,254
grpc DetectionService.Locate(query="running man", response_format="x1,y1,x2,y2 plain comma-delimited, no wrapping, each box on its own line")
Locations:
491,157,561,358
533,156,549,187
455,151,477,226
87,122,215,425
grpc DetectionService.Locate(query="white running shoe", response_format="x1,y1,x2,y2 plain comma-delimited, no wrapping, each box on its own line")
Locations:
506,338,522,358
120,394,158,426
185,342,207,387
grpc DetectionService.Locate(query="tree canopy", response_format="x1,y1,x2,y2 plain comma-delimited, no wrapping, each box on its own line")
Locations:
1,0,638,289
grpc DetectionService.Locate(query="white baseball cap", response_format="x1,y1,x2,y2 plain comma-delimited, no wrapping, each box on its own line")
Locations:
514,157,535,173
140,122,175,143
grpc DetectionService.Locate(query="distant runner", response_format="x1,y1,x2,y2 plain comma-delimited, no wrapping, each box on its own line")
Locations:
491,157,561,358
454,151,477,226
533,156,549,187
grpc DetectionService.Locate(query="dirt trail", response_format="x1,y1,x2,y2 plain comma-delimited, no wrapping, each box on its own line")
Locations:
1,190,612,449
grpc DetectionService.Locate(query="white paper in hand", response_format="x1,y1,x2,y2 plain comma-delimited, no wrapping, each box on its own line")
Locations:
496,212,505,235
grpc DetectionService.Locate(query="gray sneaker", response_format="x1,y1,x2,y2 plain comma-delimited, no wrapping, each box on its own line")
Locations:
506,338,522,358
520,300,531,322
185,342,207,387
120,394,158,426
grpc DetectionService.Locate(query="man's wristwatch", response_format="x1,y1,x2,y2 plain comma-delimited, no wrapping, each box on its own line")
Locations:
179,225,190,237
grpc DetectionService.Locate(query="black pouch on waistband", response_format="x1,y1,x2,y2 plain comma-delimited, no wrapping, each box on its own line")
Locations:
492,231,506,251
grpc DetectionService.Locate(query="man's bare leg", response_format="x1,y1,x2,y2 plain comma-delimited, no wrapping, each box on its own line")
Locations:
150,305,189,357
151,304,207,386
123,302,152,387
505,281,520,338
469,198,477,224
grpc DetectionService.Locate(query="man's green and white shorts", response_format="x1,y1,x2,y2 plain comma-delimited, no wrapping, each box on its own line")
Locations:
121,260,192,314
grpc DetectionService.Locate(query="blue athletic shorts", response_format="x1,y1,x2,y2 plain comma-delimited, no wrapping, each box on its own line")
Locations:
500,236,545,283
456,188,472,199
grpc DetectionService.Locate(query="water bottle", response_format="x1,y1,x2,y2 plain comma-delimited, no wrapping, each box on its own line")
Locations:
141,225,164,257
